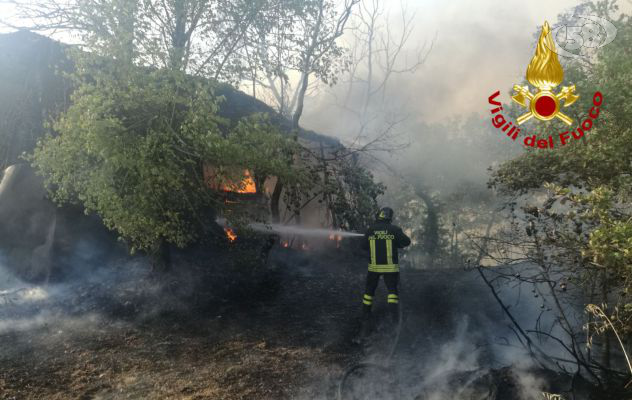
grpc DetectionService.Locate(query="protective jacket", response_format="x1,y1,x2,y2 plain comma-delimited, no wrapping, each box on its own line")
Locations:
362,221,411,273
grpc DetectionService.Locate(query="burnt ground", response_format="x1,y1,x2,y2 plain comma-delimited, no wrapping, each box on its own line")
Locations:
0,243,368,400
0,242,620,399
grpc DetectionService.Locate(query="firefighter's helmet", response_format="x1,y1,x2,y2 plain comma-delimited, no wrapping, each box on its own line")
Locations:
377,207,394,222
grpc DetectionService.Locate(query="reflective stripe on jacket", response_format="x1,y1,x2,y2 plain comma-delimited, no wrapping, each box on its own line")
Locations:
362,221,411,272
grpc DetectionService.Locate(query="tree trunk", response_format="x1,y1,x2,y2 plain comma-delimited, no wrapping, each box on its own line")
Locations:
269,1,325,224
170,1,188,71
320,142,337,228
601,270,611,371
413,184,439,267
151,238,171,273
270,180,284,223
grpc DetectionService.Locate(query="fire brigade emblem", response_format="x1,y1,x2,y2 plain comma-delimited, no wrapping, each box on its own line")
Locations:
512,21,579,125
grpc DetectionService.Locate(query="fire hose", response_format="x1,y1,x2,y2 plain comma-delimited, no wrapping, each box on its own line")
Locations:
336,280,405,400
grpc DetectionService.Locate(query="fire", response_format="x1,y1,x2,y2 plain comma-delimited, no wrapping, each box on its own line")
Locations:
328,232,343,248
526,21,564,90
224,227,237,242
222,170,256,194
203,165,257,194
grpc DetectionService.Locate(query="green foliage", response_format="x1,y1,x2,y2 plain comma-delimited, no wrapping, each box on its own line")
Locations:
491,12,632,192
381,182,429,250
491,14,632,338
228,115,308,187
30,55,303,253
569,186,632,333
327,158,385,230
10,0,382,259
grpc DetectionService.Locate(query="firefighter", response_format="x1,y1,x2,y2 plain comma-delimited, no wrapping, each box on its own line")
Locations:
360,207,411,334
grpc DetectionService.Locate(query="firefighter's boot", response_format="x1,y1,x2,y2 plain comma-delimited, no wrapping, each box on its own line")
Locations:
387,294,400,325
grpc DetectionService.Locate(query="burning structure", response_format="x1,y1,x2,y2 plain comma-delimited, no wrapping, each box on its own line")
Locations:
0,30,377,277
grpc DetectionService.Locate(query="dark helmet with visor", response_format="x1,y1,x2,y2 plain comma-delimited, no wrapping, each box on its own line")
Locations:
376,207,394,222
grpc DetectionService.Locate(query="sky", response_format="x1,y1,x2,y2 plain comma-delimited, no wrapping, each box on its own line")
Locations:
0,3,21,31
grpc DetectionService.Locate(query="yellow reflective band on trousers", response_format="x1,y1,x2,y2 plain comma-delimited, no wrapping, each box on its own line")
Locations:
368,264,399,273
363,294,373,306
387,294,399,304
369,239,376,266
386,239,393,265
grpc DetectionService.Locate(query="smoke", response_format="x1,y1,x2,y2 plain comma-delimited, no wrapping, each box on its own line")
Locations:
0,226,589,399
0,311,105,335
0,250,20,289
297,0,608,219
304,0,592,129
0,249,125,327
328,265,586,400
421,317,481,381
294,9,598,398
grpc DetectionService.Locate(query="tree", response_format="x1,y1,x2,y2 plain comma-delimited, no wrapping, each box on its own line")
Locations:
31,61,303,269
324,0,439,262
241,0,359,222
489,6,632,388
3,0,388,256
341,0,431,141
325,155,385,230
19,1,307,270
4,0,265,80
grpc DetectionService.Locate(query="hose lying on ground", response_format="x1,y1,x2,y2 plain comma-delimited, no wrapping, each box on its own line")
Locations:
336,283,405,400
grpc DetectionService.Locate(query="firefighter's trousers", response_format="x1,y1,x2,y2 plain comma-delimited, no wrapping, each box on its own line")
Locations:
362,271,399,323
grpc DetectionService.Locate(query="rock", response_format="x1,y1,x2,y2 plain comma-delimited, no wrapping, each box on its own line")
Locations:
0,163,56,280
0,163,125,281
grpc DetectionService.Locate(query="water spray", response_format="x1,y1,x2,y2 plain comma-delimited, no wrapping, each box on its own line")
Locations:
216,218,364,239
248,223,363,238
216,217,406,399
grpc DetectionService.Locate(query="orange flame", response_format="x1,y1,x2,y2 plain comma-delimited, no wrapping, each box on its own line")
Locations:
224,227,237,242
526,21,564,90
221,170,256,194
329,232,343,248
